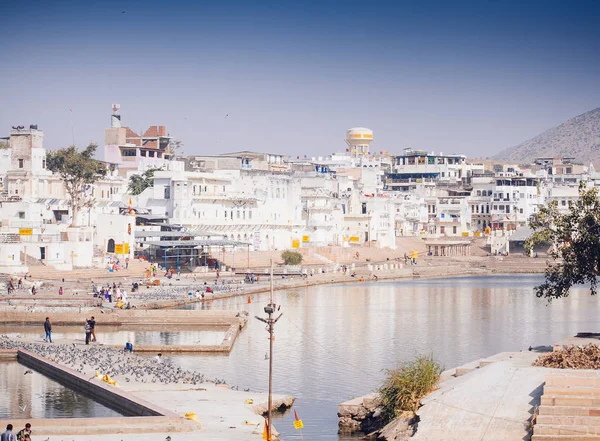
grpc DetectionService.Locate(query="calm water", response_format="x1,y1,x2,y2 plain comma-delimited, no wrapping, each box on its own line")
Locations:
0,326,227,346
168,275,600,440
0,362,123,419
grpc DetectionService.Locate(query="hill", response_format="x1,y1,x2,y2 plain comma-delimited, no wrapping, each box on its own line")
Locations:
493,107,600,165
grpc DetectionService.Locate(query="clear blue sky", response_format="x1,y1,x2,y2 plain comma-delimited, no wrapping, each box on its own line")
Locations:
1,0,599,158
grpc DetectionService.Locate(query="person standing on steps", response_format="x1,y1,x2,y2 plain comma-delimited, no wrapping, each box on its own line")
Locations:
58,286,63,296
89,316,97,342
44,317,52,343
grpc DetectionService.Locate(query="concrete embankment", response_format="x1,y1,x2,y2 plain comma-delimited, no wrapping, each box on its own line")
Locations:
1,337,294,440
0,308,246,326
339,350,548,441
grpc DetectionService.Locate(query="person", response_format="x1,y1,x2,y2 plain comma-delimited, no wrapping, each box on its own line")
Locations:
44,317,52,343
206,285,213,294
153,353,162,363
124,340,133,353
1,424,16,441
59,286,63,295
16,423,31,441
84,319,92,345
17,278,22,289
125,257,129,270
89,316,97,342
195,289,201,298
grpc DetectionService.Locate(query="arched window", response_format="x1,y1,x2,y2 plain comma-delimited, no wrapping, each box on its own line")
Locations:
107,239,115,253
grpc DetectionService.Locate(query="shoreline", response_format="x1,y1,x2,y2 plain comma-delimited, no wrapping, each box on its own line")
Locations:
136,257,548,309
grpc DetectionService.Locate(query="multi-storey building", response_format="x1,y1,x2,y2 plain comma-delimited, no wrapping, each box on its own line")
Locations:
103,105,173,175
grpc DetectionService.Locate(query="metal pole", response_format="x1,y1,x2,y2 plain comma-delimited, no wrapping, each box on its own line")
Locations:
267,258,274,441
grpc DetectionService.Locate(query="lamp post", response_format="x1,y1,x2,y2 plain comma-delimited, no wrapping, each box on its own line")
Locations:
254,259,282,440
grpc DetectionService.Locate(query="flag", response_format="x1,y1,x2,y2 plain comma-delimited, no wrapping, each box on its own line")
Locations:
262,420,270,440
293,409,304,429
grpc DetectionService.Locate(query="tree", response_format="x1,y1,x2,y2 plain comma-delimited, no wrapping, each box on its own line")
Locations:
128,167,161,196
46,143,107,227
168,139,183,158
526,182,600,300
281,250,302,265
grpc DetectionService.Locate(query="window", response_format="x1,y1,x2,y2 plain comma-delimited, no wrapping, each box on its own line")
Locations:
164,186,170,199
476,190,481,196
224,211,227,218
18,159,24,169
249,210,252,219
18,211,25,219
237,210,240,219
42,159,46,169
453,226,457,234
520,208,523,214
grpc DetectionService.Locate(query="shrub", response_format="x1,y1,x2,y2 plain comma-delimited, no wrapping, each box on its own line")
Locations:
378,355,443,424
281,250,303,266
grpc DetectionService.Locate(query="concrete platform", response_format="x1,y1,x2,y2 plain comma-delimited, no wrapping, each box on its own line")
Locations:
411,351,544,441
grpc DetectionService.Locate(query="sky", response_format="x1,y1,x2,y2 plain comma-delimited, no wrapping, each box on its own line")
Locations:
1,0,600,159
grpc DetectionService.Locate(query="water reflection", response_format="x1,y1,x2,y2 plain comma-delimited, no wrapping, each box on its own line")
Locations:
174,275,600,440
0,362,123,419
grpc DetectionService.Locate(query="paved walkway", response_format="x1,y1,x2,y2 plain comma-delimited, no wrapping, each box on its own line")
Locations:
413,351,545,441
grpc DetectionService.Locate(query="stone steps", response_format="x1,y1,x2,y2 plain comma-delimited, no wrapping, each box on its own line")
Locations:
532,436,600,440
535,372,600,440
535,425,600,435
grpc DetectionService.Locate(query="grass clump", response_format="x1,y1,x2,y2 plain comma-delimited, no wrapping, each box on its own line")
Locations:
281,250,303,265
378,355,443,424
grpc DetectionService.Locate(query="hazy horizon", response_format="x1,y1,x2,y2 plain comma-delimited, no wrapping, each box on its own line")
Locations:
1,0,599,158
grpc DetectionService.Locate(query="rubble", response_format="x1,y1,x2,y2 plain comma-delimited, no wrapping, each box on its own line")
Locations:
533,343,600,369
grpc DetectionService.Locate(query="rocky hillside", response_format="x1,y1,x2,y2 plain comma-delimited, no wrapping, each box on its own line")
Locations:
493,107,600,164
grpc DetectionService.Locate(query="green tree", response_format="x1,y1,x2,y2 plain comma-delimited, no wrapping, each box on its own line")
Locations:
128,167,161,196
526,182,600,300
281,250,302,265
46,143,107,227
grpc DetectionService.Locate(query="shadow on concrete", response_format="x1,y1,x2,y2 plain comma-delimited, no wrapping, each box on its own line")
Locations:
523,382,544,441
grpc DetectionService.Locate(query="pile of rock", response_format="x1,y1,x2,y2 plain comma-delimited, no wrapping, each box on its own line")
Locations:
338,393,382,434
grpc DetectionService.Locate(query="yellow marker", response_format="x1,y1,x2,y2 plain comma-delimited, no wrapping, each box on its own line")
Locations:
293,419,304,429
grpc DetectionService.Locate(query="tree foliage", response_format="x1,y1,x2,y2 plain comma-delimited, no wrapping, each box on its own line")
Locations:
46,143,106,227
168,139,183,158
281,250,303,265
128,167,161,196
526,182,600,300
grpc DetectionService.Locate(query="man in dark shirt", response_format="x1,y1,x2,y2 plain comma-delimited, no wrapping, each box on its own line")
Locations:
44,317,52,343
89,316,97,342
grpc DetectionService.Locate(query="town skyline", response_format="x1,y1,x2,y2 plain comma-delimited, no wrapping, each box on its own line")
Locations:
2,0,600,158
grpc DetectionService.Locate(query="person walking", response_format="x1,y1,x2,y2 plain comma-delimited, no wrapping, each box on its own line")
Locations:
58,286,63,296
44,317,52,343
89,316,97,342
84,319,92,345
1,424,17,441
16,423,31,441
